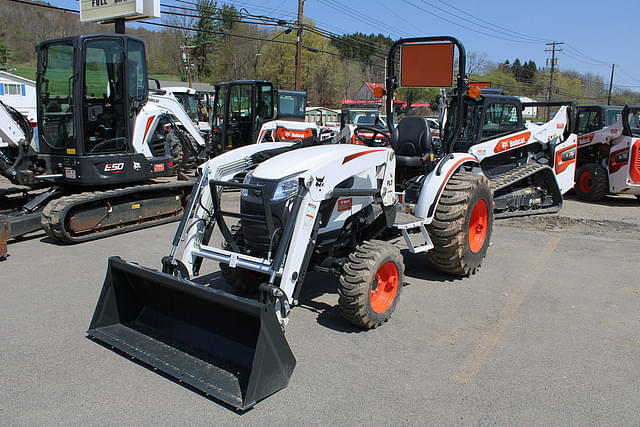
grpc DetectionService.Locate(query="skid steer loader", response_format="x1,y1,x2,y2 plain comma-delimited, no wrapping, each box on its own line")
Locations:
574,105,640,200
88,36,495,410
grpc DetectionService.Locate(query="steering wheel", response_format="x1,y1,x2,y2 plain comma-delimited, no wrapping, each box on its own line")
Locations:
353,126,391,147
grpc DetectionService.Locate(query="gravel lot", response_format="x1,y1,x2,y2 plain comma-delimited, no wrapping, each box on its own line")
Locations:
1,189,639,425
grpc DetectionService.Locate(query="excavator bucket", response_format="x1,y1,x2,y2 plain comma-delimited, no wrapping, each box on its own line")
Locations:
87,257,295,410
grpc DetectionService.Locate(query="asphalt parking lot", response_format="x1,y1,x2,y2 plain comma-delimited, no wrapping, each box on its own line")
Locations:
1,192,639,424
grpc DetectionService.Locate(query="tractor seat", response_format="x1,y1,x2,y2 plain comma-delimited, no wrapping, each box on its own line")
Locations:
391,116,432,167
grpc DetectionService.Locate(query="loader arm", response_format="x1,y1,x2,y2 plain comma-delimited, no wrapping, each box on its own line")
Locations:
0,101,31,148
178,144,396,308
0,101,37,185
146,92,207,147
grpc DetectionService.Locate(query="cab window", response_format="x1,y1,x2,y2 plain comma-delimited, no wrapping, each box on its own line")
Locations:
213,86,226,128
481,103,519,141
256,84,273,123
576,110,600,135
229,85,252,120
606,110,621,126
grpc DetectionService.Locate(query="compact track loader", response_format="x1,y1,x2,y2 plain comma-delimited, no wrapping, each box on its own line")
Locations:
88,36,495,410
574,105,640,200
440,90,578,217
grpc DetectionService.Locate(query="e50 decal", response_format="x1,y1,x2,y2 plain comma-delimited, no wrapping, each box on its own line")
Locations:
104,162,124,173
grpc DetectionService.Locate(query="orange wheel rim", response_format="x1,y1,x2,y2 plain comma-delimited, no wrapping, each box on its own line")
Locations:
579,171,593,193
468,199,488,253
369,261,399,313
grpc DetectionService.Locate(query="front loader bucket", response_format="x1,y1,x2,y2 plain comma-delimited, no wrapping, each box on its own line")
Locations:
87,257,295,410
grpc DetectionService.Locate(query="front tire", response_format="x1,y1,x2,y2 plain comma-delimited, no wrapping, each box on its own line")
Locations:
338,240,404,329
575,163,608,201
427,171,494,277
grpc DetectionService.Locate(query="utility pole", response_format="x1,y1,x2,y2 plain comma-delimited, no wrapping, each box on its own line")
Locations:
181,40,195,88
545,41,563,120
294,0,304,91
607,63,615,105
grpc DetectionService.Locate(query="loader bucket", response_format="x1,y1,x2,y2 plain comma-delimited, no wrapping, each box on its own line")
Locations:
87,257,295,410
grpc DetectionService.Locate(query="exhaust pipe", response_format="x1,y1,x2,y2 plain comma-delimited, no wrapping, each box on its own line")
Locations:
88,257,295,410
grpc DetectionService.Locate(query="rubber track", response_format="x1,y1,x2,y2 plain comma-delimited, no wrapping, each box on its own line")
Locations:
489,162,550,192
489,163,562,219
41,180,194,244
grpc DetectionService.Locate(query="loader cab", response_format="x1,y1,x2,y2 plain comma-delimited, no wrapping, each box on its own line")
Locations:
623,106,640,137
575,105,623,135
275,90,306,121
211,80,274,151
446,92,525,152
340,108,383,130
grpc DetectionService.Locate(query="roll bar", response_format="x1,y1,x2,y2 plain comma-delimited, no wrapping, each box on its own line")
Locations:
385,36,468,154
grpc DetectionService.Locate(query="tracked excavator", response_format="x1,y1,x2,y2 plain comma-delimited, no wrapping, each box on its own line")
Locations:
88,36,496,410
0,34,207,255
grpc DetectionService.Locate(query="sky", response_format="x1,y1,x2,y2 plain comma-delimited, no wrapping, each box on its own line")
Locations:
47,0,640,89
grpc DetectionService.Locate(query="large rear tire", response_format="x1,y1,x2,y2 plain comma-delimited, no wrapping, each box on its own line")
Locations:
427,171,494,277
338,240,404,329
575,163,608,201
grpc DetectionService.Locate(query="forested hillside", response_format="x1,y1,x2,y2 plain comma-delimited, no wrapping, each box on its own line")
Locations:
1,0,638,106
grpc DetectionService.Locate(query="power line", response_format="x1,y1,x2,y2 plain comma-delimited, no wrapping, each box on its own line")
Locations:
403,0,543,45
417,0,547,44
317,0,411,39
162,0,392,60
433,0,549,43
8,0,387,70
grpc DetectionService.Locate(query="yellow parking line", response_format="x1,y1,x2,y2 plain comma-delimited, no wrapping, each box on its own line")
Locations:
451,236,561,384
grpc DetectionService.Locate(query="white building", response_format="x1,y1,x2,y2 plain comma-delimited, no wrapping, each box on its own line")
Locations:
518,96,538,120
0,71,37,122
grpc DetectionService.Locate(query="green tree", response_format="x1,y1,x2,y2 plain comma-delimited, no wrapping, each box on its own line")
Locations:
193,0,218,79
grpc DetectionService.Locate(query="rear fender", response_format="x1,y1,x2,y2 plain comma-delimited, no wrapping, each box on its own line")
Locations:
414,154,480,223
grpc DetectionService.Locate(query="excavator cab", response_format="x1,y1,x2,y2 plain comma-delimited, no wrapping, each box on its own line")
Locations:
36,34,174,186
211,80,274,152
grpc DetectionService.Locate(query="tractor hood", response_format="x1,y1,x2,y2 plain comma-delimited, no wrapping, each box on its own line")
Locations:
251,144,385,181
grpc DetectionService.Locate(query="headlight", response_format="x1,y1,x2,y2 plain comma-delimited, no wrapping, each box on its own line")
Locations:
273,177,299,200
241,171,253,197
614,151,629,163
